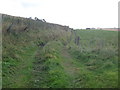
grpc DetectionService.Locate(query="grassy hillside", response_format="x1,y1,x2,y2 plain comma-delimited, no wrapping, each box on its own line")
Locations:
2,14,118,88
2,14,71,88
68,30,118,88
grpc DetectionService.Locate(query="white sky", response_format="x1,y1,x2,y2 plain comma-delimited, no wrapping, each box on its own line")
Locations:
0,0,119,29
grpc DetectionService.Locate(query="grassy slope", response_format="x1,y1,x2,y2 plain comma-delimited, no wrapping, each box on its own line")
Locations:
10,46,37,88
2,14,71,88
2,14,118,88
30,30,118,88
68,30,118,88
2,33,38,87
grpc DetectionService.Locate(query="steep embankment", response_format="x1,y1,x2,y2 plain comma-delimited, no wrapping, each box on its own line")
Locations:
2,14,73,88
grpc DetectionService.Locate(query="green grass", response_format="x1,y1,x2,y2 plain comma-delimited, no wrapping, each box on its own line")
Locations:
2,14,118,88
31,41,70,88
2,14,71,88
2,44,38,88
3,29,118,88
67,30,118,88
30,29,118,88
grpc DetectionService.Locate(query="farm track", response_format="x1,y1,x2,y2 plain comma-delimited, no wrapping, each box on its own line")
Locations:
9,47,37,88
60,47,81,87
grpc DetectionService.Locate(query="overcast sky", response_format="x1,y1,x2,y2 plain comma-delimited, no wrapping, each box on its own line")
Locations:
0,0,119,29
